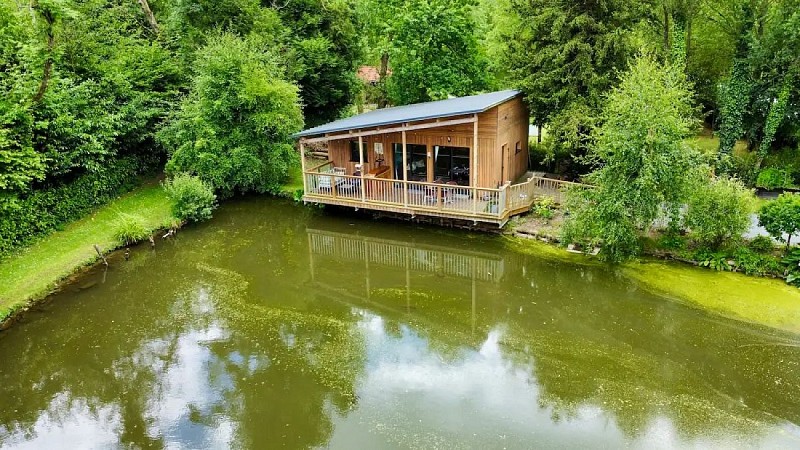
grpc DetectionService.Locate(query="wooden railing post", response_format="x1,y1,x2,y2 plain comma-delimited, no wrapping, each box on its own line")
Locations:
358,134,366,203
299,141,307,198
402,127,408,208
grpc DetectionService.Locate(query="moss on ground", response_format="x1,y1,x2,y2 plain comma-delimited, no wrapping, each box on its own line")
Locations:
0,182,174,322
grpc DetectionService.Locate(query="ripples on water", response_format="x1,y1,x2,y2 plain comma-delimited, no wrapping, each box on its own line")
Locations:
1,198,798,449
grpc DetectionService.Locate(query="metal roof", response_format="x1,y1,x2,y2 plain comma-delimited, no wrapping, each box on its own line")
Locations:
294,89,521,138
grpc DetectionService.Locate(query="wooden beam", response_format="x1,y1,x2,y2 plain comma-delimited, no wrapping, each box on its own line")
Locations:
298,116,477,144
473,114,479,213
358,134,365,203
402,126,408,207
299,141,307,195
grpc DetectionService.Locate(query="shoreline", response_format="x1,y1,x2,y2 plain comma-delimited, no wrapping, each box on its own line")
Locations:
3,192,800,336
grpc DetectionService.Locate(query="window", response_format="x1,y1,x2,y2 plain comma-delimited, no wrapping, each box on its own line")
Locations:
392,143,427,181
515,141,522,154
434,146,470,185
349,141,368,163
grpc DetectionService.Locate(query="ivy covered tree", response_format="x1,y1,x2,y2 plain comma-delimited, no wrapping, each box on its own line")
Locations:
160,34,303,197
561,56,703,261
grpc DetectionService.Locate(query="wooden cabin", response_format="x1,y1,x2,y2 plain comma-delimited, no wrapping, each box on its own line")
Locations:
295,90,570,227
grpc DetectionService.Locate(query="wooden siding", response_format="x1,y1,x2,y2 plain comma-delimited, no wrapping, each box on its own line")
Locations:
496,97,529,185
316,97,528,189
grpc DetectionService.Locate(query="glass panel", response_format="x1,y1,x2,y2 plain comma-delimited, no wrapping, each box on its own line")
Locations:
433,146,470,185
392,143,427,182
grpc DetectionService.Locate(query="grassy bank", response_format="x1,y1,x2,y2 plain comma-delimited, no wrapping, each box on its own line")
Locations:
0,182,174,322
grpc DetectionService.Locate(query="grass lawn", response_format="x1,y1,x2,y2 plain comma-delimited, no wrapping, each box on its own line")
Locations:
0,181,174,321
280,163,304,196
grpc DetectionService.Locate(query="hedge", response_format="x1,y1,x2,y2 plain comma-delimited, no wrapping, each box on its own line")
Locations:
0,157,147,257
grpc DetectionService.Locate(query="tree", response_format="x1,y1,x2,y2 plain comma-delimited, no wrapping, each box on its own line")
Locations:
758,193,800,249
384,0,488,105
160,34,303,197
561,56,703,261
498,0,643,173
684,176,754,249
277,0,361,125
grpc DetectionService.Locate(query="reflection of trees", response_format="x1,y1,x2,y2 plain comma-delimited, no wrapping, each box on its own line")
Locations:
309,228,800,442
0,199,364,448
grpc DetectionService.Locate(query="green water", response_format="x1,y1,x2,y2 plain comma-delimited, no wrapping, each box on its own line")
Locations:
1,198,798,449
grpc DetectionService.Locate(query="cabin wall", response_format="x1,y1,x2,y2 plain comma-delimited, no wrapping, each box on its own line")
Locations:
323,113,500,187
496,97,530,184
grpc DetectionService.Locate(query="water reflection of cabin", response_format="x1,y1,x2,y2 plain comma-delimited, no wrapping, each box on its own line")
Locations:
295,90,554,227
307,229,503,325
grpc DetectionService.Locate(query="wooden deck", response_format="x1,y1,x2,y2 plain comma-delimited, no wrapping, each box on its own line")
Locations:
302,161,589,226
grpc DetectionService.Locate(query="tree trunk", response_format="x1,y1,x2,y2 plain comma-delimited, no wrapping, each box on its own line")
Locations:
137,0,159,33
32,6,54,103
378,52,389,108
537,120,542,144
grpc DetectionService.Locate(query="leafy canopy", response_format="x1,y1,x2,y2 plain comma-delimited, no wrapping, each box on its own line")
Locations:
384,0,488,105
562,55,703,261
758,193,800,248
160,33,303,198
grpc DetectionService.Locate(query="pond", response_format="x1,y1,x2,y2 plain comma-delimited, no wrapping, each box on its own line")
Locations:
1,198,798,449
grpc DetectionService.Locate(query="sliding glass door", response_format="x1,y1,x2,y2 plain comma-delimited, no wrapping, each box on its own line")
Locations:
392,143,428,182
434,146,470,185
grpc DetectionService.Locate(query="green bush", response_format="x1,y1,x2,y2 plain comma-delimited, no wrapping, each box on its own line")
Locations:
685,177,754,250
732,247,780,276
756,168,792,190
758,193,800,248
0,157,144,257
748,235,775,253
531,196,555,219
163,173,217,223
113,213,150,245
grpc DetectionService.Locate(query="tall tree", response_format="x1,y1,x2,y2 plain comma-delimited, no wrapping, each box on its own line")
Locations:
499,0,643,174
385,0,488,105
277,0,361,125
562,56,703,261
160,34,303,197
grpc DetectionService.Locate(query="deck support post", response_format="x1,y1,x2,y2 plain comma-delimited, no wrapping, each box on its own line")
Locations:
402,126,408,208
299,140,307,197
472,114,479,214
358,134,366,203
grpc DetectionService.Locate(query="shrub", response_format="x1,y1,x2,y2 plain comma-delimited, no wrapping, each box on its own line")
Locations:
748,235,775,253
531,196,555,219
685,177,754,250
163,173,217,223
756,168,791,190
113,213,150,245
732,247,780,276
0,157,145,257
758,193,800,248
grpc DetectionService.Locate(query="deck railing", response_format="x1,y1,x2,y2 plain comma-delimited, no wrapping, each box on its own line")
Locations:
303,168,590,222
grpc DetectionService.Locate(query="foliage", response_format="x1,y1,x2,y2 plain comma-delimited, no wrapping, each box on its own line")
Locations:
531,196,555,220
684,177,753,250
694,249,732,272
384,0,488,105
160,33,303,198
732,247,780,276
781,248,800,287
756,168,792,190
0,157,143,256
277,0,362,124
163,173,217,223
498,0,642,162
758,193,800,248
748,235,775,254
562,56,702,262
113,213,150,245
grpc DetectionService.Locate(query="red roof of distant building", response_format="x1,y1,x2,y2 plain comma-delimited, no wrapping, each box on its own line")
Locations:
357,66,389,84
